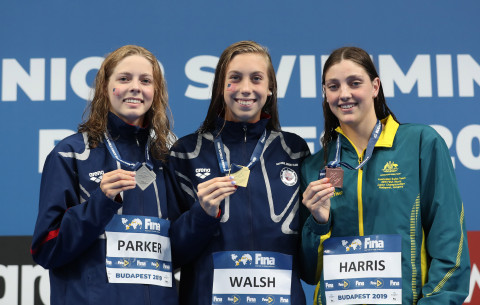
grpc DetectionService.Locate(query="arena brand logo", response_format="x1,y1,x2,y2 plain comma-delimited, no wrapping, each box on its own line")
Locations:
195,168,211,179
89,170,104,183
2,54,479,102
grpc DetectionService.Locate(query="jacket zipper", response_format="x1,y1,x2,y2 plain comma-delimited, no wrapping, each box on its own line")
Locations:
243,124,254,248
357,155,364,236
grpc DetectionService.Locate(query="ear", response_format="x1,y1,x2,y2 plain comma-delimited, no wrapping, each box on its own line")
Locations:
372,77,380,98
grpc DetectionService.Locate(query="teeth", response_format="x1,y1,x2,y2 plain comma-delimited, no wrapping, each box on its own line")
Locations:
237,100,253,106
340,104,354,109
124,99,142,104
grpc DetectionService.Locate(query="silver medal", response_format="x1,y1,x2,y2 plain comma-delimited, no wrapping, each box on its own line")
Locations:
136,163,156,191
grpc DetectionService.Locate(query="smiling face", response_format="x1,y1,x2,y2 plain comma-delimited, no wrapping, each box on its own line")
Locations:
223,53,271,123
323,59,380,131
107,55,154,126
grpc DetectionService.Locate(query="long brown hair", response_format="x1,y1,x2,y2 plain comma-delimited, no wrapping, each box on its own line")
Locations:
321,46,398,162
197,40,280,133
78,45,172,160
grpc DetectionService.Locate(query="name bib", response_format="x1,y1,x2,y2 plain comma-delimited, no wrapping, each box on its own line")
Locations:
323,234,402,304
212,251,292,304
105,215,173,287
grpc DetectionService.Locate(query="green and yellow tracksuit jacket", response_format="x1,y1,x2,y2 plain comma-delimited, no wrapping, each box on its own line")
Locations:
300,115,470,305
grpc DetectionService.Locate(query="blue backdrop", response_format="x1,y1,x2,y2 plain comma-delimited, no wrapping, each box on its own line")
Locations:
0,1,479,304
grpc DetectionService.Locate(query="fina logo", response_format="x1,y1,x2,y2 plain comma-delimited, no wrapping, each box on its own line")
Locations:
122,218,142,230
231,254,253,266
364,237,385,249
261,295,275,304
342,239,362,252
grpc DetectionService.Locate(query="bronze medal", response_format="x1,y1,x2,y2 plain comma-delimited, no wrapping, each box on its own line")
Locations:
325,166,344,188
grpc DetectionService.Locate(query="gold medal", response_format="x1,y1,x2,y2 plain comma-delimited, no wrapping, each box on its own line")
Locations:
230,166,250,187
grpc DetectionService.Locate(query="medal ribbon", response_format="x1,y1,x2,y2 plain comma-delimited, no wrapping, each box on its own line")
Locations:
319,120,382,179
214,129,269,174
104,132,153,171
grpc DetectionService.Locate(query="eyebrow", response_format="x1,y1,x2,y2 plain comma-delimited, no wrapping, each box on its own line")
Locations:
116,71,153,77
325,74,365,82
227,70,266,75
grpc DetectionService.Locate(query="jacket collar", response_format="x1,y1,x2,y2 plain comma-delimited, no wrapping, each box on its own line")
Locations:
107,112,149,143
214,116,270,144
335,115,399,149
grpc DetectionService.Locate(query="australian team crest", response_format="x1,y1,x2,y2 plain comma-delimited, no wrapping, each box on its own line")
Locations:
280,167,297,186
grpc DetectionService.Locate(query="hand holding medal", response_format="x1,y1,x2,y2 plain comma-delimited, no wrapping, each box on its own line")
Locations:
100,169,136,201
302,178,335,224
197,176,237,217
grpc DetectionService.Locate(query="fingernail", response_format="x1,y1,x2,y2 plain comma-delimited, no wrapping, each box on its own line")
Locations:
231,180,236,185
229,176,234,180
234,185,238,189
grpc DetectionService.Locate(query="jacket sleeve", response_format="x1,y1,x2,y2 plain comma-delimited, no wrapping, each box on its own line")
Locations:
31,145,121,269
299,160,332,285
165,156,220,268
417,127,470,304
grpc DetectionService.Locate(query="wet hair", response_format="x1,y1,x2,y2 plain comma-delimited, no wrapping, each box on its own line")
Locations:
78,45,172,161
197,40,280,133
321,46,398,162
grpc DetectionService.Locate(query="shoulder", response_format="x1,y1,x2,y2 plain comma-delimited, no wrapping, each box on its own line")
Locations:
50,132,90,154
301,149,325,173
170,132,205,153
397,123,445,145
276,130,309,150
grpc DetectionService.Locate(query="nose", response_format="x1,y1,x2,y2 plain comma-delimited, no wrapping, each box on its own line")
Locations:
239,79,252,95
340,85,351,101
130,79,141,93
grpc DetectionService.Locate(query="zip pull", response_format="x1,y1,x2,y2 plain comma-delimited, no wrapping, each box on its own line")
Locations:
243,125,247,143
